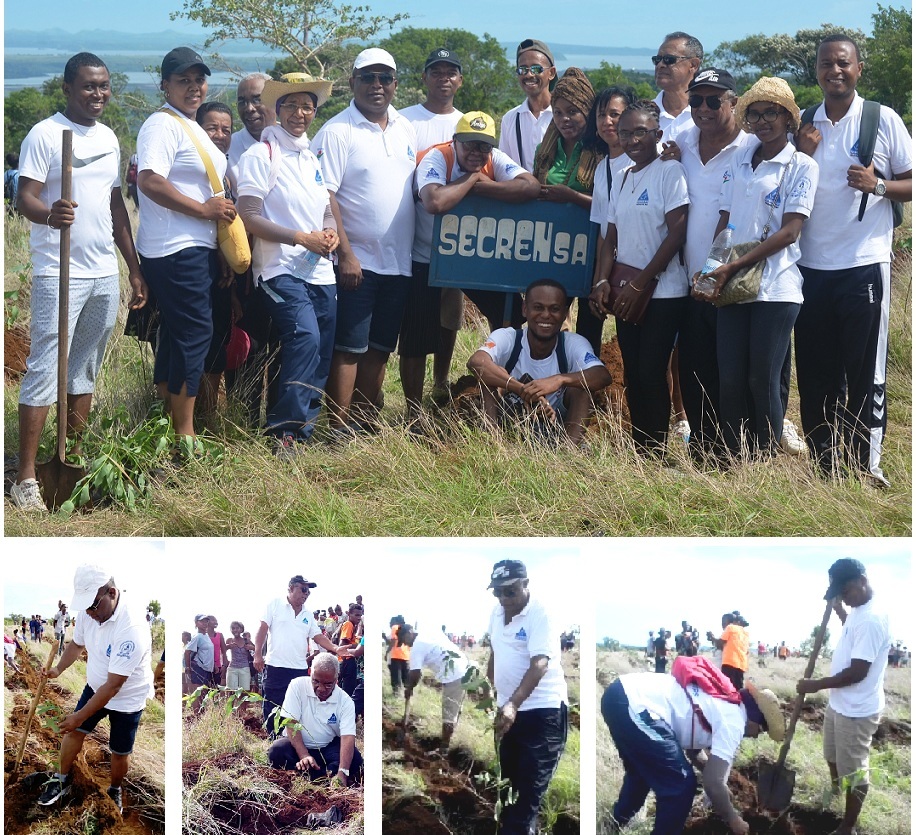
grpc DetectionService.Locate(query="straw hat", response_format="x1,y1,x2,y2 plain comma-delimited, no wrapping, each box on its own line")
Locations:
746,682,786,741
261,72,333,111
735,76,800,132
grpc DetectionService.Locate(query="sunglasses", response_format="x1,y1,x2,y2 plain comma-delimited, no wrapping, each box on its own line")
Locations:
87,587,110,612
516,65,546,76
688,94,725,110
356,72,395,86
492,586,519,598
744,108,784,125
652,54,692,67
460,140,493,154
617,127,655,140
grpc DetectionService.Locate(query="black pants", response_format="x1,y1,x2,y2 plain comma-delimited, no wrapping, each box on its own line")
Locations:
268,734,364,780
795,263,885,475
575,298,605,355
721,664,744,690
678,296,723,457
498,704,568,835
389,658,409,691
261,665,309,733
339,657,358,697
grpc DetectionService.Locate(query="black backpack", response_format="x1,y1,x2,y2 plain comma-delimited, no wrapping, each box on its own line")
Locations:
801,100,904,228
503,328,568,375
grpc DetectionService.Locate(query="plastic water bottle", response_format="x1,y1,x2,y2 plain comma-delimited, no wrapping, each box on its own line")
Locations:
289,248,321,280
694,224,734,296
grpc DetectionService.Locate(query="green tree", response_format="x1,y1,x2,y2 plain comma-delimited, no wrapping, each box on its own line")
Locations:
379,28,517,116
799,624,831,659
147,600,162,617
863,4,912,122
585,62,654,100
172,0,408,81
601,637,621,651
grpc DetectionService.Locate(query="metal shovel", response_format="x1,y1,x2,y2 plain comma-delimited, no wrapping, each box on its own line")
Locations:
36,129,87,509
757,598,834,811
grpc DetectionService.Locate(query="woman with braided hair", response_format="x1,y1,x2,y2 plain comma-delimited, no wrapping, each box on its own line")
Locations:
533,67,604,351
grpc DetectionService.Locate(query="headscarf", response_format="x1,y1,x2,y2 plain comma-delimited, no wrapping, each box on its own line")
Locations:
533,67,598,191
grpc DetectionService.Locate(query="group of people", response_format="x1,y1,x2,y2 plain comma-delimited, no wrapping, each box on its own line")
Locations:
606,558,893,835
9,25,909,509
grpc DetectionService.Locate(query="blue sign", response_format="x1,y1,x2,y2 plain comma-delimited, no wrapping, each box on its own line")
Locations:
429,195,597,297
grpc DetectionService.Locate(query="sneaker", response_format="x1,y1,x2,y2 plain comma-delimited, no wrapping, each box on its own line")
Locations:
37,773,71,806
10,479,47,512
107,785,123,814
272,433,300,460
672,420,691,445
780,419,807,456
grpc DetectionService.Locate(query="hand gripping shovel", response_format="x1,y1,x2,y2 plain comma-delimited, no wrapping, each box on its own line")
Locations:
13,640,60,774
36,129,88,509
758,599,834,811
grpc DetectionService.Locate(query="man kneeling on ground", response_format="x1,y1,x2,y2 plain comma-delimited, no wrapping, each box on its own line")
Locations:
267,652,362,785
467,279,612,445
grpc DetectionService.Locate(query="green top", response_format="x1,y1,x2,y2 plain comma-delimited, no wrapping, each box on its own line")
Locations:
540,140,589,193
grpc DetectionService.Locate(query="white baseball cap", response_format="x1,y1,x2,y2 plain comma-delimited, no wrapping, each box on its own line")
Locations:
353,48,397,72
72,564,113,611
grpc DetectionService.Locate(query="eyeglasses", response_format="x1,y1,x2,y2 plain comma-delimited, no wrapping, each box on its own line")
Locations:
279,103,315,115
516,65,546,76
744,108,784,125
356,72,395,86
652,54,692,67
238,95,262,107
617,127,655,140
428,69,460,80
688,94,725,110
492,586,518,598
87,587,110,613
460,140,493,154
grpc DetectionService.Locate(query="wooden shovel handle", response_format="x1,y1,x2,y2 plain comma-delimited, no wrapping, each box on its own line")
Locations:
14,642,59,774
773,599,834,770
56,130,73,462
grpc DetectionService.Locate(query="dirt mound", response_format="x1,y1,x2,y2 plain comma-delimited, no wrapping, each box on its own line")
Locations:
5,323,29,381
874,716,910,746
595,337,629,423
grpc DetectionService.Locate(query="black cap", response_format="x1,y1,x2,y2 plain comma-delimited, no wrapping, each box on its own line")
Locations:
488,559,527,588
824,559,866,600
424,48,462,73
688,67,737,93
161,47,211,80
517,38,554,66
289,574,318,589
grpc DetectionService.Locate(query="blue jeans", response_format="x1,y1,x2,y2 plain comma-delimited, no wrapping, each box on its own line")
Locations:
717,301,800,455
259,277,336,440
601,680,696,835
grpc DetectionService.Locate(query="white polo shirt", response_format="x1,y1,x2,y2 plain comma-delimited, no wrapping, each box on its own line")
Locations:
654,91,693,145
488,597,567,711
829,597,891,718
262,597,322,669
413,145,526,263
136,104,226,257
498,100,553,172
678,124,753,275
591,153,633,239
72,591,154,713
312,101,416,276
236,137,335,285
798,94,912,269
619,672,747,762
720,140,818,304
227,127,258,191
409,631,469,685
280,675,356,747
608,157,690,298
19,112,121,278
399,103,463,153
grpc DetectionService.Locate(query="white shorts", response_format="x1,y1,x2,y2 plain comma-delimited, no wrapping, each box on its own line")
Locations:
19,274,120,407
441,678,466,726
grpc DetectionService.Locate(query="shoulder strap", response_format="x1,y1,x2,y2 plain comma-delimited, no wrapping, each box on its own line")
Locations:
606,157,613,201
515,112,525,170
160,107,223,196
856,100,882,223
800,105,819,128
556,330,568,374
504,328,524,374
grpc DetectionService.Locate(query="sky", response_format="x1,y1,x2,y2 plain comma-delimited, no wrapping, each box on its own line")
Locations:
4,0,880,58
594,541,913,651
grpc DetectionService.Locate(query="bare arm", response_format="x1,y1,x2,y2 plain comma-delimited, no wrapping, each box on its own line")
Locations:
313,632,340,654
253,621,269,672
797,658,871,694
419,173,483,215
472,172,541,203
237,195,338,255
137,169,235,222
327,191,361,290
539,182,592,210
494,655,549,738
110,187,147,310
589,225,618,315
704,754,748,833
60,672,129,734
17,176,75,228
337,734,355,782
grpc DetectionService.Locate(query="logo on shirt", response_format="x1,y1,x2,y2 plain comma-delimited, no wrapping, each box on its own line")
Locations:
316,148,324,159
424,168,442,180
636,189,649,206
485,340,496,349
850,138,860,158
722,169,732,184
506,164,521,176
302,615,310,624
515,627,527,641
790,177,812,200
764,187,781,208
584,352,598,363
328,712,339,724
116,640,136,659
106,644,112,657
72,150,115,168
314,170,323,185
407,146,416,160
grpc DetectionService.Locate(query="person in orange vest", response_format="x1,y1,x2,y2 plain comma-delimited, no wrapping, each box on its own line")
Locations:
387,615,411,694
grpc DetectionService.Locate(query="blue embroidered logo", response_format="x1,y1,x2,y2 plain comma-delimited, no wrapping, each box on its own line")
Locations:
106,644,112,657
722,169,732,184
116,640,135,659
424,168,441,180
850,138,860,158
302,616,310,623
764,187,781,208
585,352,598,363
636,189,649,206
407,146,415,160
515,627,527,640
790,177,812,200
315,170,323,185
328,712,338,724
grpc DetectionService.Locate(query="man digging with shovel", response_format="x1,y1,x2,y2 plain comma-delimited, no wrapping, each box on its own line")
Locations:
794,559,891,835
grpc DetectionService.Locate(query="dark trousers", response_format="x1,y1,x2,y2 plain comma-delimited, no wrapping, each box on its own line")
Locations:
678,297,723,457
616,297,687,454
601,680,696,835
268,734,364,780
721,664,744,690
795,264,885,474
655,657,667,674
339,657,358,698
498,704,568,835
575,299,605,355
389,658,409,691
261,665,309,733
718,301,800,455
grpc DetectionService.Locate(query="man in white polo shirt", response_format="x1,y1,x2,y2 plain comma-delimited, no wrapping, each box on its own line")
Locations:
267,652,362,785
227,72,275,190
397,623,469,755
254,575,341,734
487,559,567,835
499,39,556,172
312,47,416,436
38,564,154,814
796,559,891,835
652,31,703,144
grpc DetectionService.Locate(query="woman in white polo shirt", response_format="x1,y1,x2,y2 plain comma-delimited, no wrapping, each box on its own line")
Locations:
695,77,818,457
236,73,338,455
136,47,236,454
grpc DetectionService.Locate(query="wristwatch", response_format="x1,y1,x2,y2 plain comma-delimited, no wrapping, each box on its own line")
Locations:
339,768,350,776
874,179,887,197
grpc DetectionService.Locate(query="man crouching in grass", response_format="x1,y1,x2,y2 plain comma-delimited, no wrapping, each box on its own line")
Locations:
468,279,611,446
